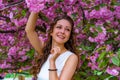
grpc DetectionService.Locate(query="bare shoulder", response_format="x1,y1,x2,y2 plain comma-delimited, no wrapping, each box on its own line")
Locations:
69,53,78,61
65,53,78,65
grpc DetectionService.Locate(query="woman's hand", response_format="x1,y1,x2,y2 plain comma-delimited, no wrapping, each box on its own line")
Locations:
50,46,61,62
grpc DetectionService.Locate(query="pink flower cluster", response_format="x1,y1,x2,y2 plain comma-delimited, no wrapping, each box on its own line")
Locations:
106,66,119,76
25,0,49,13
88,27,107,44
0,0,4,9
89,7,113,22
88,52,99,70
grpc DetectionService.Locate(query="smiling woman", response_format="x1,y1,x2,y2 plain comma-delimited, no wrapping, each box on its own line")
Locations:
25,12,79,80
50,19,72,44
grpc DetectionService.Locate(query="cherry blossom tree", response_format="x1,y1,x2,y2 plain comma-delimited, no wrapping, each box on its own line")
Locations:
0,0,120,79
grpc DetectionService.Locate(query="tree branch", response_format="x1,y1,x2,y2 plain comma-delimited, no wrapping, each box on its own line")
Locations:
0,27,24,33
0,0,24,11
0,15,10,21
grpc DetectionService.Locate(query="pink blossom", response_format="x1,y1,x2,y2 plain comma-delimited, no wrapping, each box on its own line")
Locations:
77,33,86,40
106,66,119,76
18,51,26,56
89,27,95,33
114,6,120,19
90,53,99,63
96,20,104,25
88,37,95,42
88,27,107,44
106,44,112,52
9,12,13,19
0,20,6,25
0,0,2,3
0,48,2,52
115,35,120,41
8,46,19,56
99,7,113,21
95,0,111,5
88,52,99,70
0,0,4,9
12,18,27,27
94,33,106,44
89,10,100,19
88,62,99,70
0,61,11,69
25,0,49,12
8,36,15,45
19,56,28,62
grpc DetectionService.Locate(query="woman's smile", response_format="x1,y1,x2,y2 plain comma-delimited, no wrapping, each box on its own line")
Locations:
57,34,65,40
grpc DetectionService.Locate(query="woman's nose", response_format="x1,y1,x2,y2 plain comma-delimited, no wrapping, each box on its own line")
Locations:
61,28,65,33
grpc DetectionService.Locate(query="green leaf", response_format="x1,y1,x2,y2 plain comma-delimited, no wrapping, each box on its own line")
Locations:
113,3,120,6
97,51,106,62
106,39,114,44
26,49,35,58
55,0,64,2
117,49,120,59
83,24,90,33
94,70,103,75
100,4,106,7
55,0,60,2
94,5,100,10
80,43,95,51
109,76,118,80
96,46,106,52
86,76,98,80
39,12,49,22
74,74,81,80
98,58,109,68
99,74,111,79
21,10,26,16
71,12,78,19
79,72,87,76
96,26,103,32
81,55,86,61
112,56,120,66
55,8,62,13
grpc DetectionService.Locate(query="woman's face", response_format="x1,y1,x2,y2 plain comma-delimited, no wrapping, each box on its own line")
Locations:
50,19,72,44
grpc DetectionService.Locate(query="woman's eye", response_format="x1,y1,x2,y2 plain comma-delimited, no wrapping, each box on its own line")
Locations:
66,29,70,31
56,26,61,29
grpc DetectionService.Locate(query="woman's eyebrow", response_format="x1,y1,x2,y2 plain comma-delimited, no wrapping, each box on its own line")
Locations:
57,24,70,27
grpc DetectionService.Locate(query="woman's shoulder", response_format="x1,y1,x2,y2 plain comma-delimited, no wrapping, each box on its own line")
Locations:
68,51,78,61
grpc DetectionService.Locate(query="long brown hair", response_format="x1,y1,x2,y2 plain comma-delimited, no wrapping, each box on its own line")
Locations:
31,14,78,79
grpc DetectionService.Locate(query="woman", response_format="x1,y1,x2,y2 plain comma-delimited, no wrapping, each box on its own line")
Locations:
25,12,79,80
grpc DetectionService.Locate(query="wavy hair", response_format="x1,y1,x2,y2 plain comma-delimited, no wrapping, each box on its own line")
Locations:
31,14,78,79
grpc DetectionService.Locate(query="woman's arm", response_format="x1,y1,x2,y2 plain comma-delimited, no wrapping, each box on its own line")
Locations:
49,60,59,80
59,54,78,80
49,47,61,80
25,12,44,55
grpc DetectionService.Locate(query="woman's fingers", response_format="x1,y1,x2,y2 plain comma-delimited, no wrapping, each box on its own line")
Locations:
50,46,61,54
50,46,61,61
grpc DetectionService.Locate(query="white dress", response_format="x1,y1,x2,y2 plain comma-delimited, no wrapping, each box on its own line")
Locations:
37,51,73,80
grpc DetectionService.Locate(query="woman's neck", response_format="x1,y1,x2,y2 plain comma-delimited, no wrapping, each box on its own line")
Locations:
51,42,67,54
